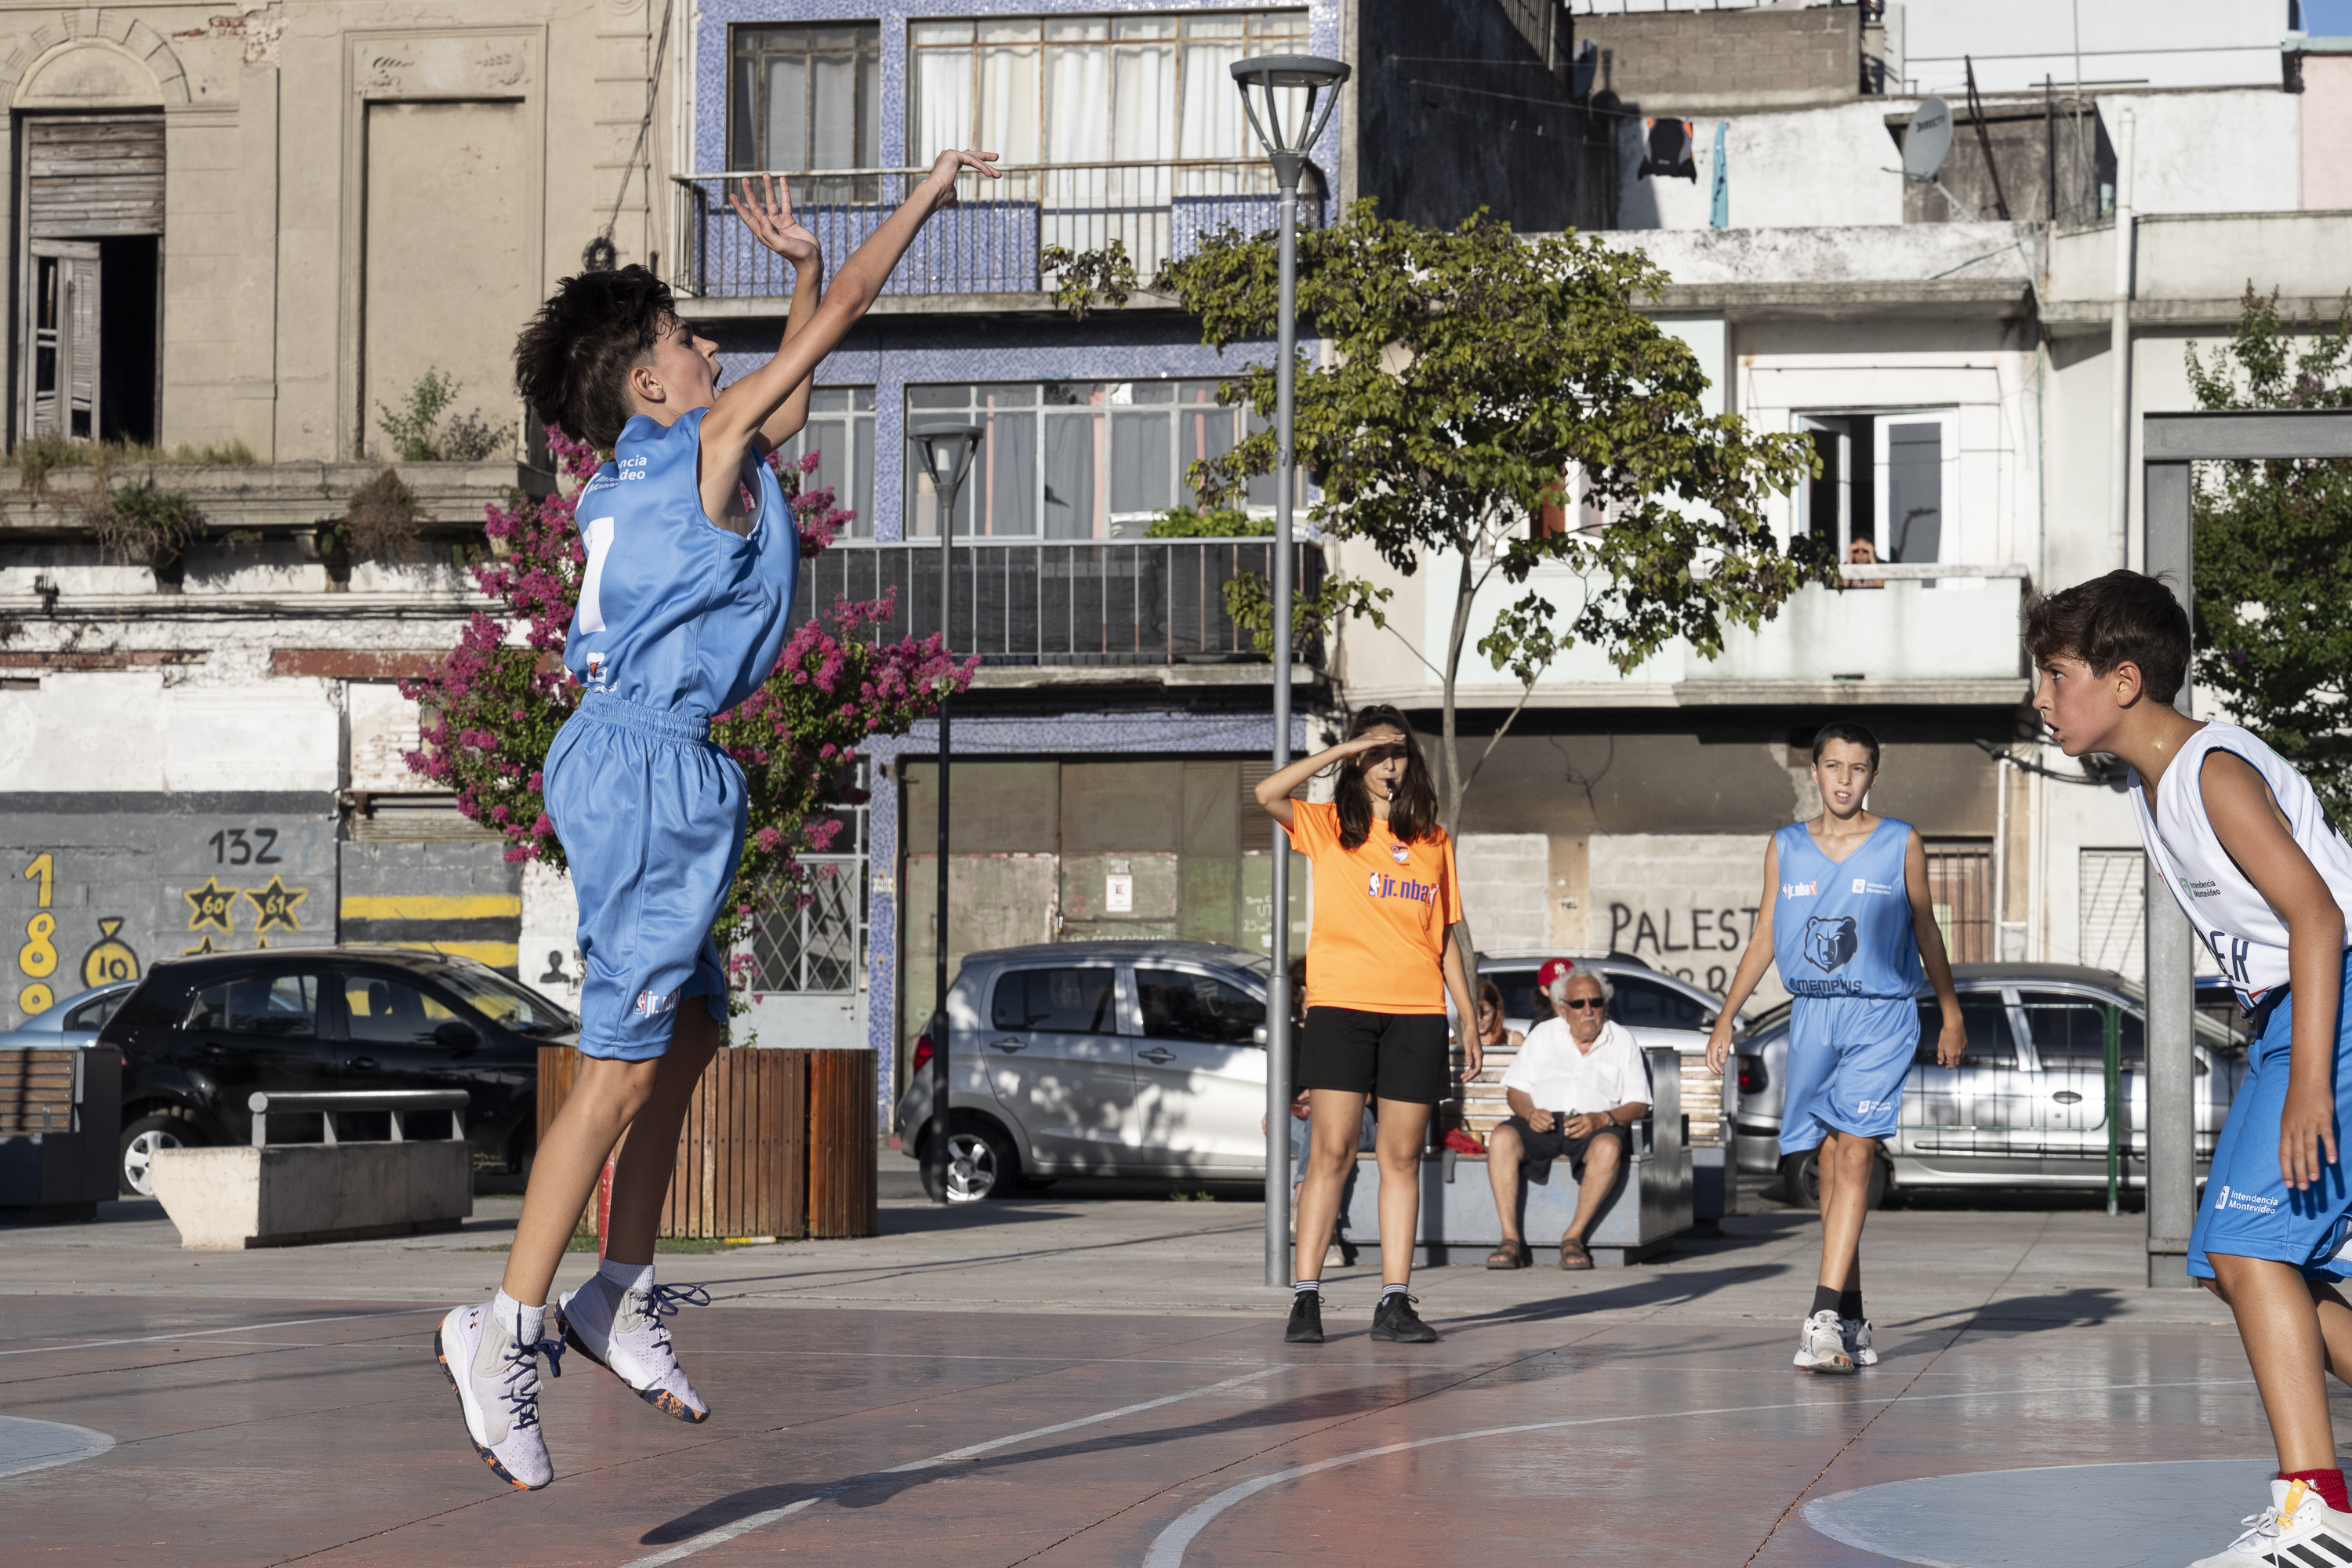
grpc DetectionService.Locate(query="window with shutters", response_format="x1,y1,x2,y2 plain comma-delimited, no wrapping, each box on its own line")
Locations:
17,114,162,445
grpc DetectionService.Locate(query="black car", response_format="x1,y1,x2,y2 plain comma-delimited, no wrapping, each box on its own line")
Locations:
98,946,578,1196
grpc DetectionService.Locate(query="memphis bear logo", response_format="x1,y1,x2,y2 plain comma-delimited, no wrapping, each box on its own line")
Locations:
1803,913,1859,973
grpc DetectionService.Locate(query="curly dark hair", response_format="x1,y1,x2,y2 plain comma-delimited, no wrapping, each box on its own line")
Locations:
512,264,675,450
2023,568,2190,705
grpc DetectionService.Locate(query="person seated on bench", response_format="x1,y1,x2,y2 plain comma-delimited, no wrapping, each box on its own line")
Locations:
1483,964,1651,1271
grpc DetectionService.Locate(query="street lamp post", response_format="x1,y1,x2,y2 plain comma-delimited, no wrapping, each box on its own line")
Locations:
1231,53,1348,1290
911,422,982,1206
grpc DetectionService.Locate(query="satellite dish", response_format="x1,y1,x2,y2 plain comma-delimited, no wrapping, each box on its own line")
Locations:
1904,96,1954,180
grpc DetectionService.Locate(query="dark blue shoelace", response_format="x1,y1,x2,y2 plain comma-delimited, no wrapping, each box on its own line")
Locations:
497,1335,564,1429
641,1282,712,1316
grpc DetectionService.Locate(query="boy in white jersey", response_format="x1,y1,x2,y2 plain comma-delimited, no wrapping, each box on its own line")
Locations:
2030,569,2352,1568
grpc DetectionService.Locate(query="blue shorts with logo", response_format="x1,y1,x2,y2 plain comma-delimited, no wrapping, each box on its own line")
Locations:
1780,994,1918,1156
543,691,744,1061
2188,951,2352,1282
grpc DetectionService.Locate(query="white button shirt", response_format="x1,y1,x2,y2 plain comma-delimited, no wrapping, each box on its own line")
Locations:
1500,1017,1651,1116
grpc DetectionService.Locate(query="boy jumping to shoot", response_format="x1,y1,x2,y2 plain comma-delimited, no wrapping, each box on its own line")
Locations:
2031,570,2352,1566
436,149,997,1490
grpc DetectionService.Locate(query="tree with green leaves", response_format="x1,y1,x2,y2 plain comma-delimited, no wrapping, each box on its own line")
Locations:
2188,287,2352,822
1055,203,1827,833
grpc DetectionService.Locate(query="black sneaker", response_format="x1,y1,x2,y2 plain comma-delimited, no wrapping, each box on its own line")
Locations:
1369,1292,1438,1344
1284,1290,1325,1345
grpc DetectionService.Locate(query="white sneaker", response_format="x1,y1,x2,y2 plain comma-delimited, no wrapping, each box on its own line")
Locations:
435,1300,561,1490
559,1276,711,1424
1842,1317,1878,1367
1792,1308,1856,1374
2188,1478,2352,1566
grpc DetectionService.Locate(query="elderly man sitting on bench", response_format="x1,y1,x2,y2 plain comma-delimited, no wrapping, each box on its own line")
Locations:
1483,963,1652,1271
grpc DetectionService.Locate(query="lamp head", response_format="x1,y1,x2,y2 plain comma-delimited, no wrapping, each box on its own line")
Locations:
1230,53,1349,165
910,422,983,492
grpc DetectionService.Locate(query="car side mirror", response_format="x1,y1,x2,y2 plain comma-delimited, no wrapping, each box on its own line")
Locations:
1253,1025,1269,1047
434,1021,479,1055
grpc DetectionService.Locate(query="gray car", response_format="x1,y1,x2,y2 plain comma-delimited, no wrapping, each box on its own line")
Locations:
0,981,134,1051
1729,961,2246,1204
897,940,1273,1200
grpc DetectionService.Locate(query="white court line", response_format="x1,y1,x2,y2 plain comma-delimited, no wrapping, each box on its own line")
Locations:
1139,1376,2257,1568
0,1308,443,1359
617,1365,1289,1567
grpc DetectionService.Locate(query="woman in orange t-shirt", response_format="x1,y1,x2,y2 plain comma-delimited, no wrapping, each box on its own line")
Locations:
1255,703,1478,1347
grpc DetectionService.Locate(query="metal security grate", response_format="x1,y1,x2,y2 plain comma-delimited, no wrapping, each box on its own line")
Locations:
788,538,1325,666
746,858,866,994
1925,841,1991,963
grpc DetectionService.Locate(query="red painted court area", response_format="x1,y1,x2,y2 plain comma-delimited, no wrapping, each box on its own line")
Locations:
0,1284,2318,1566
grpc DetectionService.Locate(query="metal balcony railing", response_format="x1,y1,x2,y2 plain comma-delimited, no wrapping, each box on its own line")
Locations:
672,160,1320,299
788,538,1324,667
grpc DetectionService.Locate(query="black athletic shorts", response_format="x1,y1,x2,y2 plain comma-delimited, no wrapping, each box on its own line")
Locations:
1297,1007,1450,1105
1498,1115,1631,1185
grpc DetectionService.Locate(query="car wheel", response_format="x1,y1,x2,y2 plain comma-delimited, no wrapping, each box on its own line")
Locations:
934,1118,1017,1203
120,1110,204,1197
1778,1149,1889,1210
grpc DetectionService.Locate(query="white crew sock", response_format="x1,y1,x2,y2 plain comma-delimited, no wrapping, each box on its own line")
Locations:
600,1258,655,1296
492,1288,545,1346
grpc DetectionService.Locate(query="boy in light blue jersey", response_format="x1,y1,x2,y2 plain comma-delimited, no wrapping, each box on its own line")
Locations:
434,152,1000,1490
1708,721,1965,1374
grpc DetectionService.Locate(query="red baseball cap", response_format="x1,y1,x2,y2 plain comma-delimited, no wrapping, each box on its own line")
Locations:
1536,958,1577,993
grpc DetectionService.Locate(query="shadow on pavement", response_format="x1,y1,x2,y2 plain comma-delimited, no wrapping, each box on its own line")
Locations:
639,1370,1473,1545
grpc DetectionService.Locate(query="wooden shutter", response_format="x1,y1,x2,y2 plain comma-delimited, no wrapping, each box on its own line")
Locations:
27,116,165,238
27,241,99,440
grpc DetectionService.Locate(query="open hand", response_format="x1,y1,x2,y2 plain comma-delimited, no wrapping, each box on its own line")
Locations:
924,148,1001,209
729,174,820,266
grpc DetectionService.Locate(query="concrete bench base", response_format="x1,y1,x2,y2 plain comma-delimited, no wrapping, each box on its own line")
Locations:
149,1142,472,1250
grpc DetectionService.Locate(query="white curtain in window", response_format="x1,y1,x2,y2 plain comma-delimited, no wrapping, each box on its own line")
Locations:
912,46,973,162
1112,31,1178,163
810,51,857,169
1178,26,1246,160
978,39,1042,166
1044,42,1108,164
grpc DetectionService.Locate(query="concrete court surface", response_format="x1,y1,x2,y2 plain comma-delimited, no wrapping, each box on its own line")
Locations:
0,1185,2336,1568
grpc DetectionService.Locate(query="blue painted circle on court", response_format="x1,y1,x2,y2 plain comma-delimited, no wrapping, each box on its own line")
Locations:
0,1416,114,1481
1805,1459,2281,1566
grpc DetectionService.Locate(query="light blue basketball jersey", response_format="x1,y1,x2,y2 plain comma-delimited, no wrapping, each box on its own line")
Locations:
1770,818,1923,1000
561,406,800,716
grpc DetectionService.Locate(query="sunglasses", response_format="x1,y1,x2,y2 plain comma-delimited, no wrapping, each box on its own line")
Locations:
1559,997,1606,1011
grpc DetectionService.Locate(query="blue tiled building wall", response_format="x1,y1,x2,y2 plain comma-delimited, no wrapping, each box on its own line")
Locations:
691,0,1344,176
695,4,1340,1124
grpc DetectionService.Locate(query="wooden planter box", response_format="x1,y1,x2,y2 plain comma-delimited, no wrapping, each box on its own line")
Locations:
537,1046,878,1242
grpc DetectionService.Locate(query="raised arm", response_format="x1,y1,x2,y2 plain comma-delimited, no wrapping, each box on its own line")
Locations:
1254,730,1392,828
1706,837,1782,1075
724,175,826,457
1903,827,1966,1069
699,148,999,521
2202,750,2347,1190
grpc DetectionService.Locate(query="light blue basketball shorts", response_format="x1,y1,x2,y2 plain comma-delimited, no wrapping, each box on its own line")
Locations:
1779,994,1919,1156
543,691,745,1060
2188,951,2352,1283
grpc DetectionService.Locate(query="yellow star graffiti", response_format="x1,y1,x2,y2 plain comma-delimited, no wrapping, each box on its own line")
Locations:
180,935,226,956
184,877,236,933
243,877,307,935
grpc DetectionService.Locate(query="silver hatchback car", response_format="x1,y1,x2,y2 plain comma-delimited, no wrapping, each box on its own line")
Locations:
896,940,1272,1200
1730,961,2247,1203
